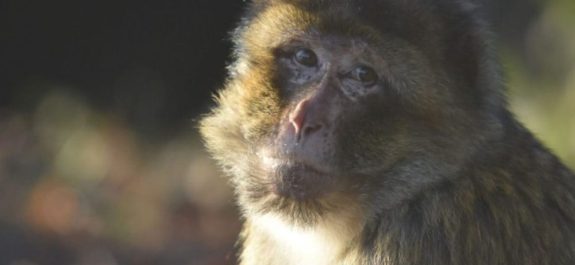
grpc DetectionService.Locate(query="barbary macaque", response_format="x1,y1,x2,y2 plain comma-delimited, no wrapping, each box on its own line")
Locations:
200,0,575,264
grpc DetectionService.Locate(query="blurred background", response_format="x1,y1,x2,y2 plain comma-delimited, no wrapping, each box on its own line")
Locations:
0,0,574,264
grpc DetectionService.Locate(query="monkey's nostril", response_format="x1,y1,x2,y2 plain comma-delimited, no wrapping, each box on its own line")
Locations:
301,124,322,138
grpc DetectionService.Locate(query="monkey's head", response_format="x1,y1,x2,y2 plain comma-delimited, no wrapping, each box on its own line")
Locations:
200,0,503,225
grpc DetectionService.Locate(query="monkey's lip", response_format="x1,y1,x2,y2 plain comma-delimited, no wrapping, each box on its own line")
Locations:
261,157,332,201
259,154,331,175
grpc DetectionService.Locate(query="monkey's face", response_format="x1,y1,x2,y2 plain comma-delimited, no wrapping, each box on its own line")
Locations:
201,1,495,224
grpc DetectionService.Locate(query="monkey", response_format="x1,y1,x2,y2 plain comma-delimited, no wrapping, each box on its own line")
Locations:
199,0,575,264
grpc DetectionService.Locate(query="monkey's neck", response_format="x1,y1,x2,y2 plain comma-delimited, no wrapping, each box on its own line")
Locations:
241,212,365,265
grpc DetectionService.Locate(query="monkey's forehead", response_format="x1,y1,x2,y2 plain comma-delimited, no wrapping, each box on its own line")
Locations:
238,0,480,62
239,2,385,51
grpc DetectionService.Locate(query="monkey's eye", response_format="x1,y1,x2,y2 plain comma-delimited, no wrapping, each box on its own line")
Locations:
293,48,318,67
351,65,378,86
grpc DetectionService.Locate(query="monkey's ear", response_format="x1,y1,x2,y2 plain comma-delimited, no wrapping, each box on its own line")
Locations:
438,2,503,109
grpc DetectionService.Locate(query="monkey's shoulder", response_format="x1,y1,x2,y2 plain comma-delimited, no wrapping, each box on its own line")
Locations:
366,136,575,265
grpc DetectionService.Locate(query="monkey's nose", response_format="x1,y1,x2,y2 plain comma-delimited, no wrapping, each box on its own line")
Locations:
288,99,325,141
289,100,307,136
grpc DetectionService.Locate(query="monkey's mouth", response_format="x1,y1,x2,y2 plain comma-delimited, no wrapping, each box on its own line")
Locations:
258,146,334,202
270,162,332,201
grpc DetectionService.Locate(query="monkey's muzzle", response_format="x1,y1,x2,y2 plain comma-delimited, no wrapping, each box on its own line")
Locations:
271,162,332,201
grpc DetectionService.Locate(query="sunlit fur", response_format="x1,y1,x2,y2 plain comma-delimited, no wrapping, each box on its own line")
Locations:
200,0,575,264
